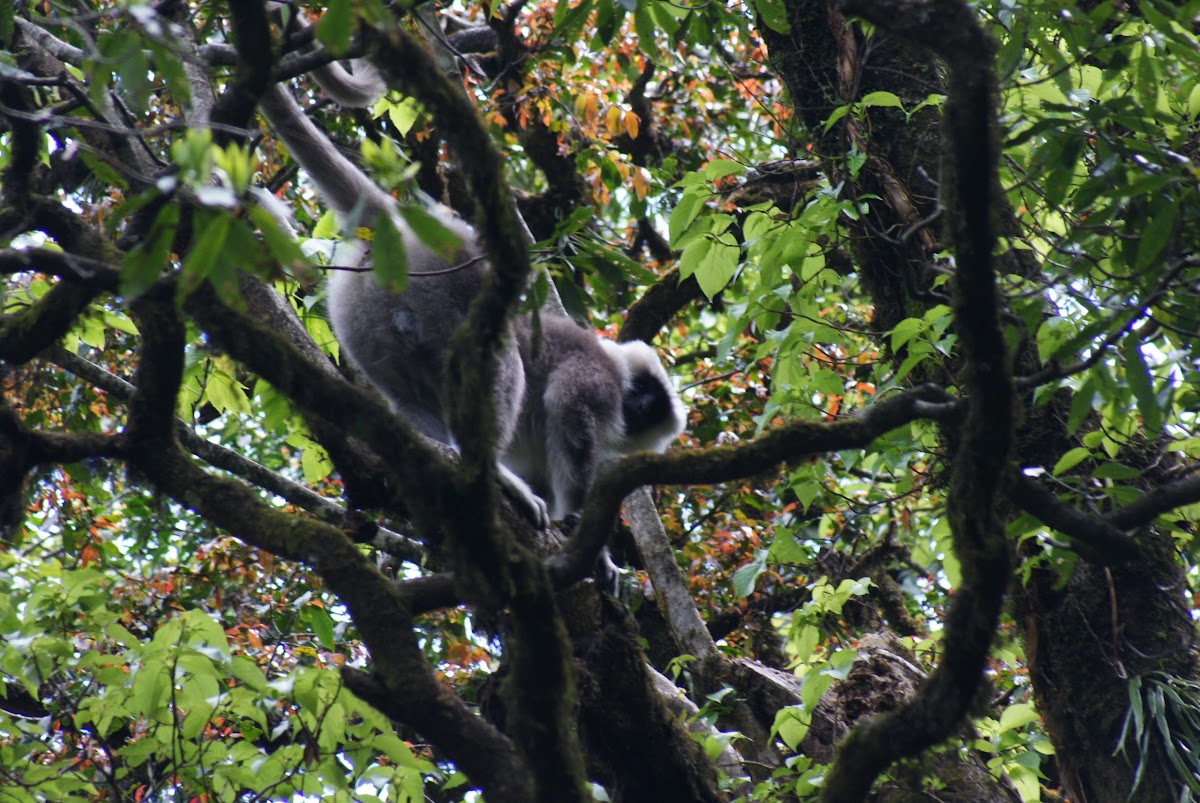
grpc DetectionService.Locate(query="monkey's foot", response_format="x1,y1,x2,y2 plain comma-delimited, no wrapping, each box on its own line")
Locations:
499,465,550,529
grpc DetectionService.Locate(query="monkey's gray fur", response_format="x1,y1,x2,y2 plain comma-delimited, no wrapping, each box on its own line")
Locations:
258,71,686,556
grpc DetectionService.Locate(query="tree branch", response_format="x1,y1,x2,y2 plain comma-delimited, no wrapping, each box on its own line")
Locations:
1008,473,1141,563
553,383,957,584
0,280,100,365
821,2,1013,799
45,345,425,565
1109,471,1200,532
208,1,273,143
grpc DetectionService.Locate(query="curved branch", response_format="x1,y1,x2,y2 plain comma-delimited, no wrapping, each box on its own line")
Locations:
0,247,122,289
207,2,273,143
554,383,958,583
619,266,705,345
821,1,1013,799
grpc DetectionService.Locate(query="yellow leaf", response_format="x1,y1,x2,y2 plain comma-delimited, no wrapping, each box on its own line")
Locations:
606,105,623,136
624,110,641,139
575,93,599,128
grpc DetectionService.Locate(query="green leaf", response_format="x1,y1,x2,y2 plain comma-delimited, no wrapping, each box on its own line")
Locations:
634,2,656,48
1135,202,1178,271
102,311,139,336
306,604,336,650
204,359,252,416
248,206,309,273
382,96,423,136
315,0,353,55
793,624,820,661
554,0,595,43
1035,317,1073,364
314,209,338,239
859,91,903,109
754,0,790,33
231,655,267,692
668,189,708,247
732,550,768,598
1123,338,1162,433
182,609,231,654
822,104,851,133
1052,446,1091,476
0,2,12,43
770,707,810,751
131,662,169,717
680,233,739,298
177,211,231,304
371,215,408,293
703,159,745,181
890,317,924,351
399,205,462,261
998,702,1040,733
800,670,834,711
121,205,179,300
768,526,807,564
1066,379,1096,435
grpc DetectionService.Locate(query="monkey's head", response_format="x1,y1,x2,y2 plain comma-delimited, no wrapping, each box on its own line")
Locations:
599,339,687,454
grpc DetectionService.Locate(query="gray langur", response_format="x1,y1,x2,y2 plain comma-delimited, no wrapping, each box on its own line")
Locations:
258,69,686,554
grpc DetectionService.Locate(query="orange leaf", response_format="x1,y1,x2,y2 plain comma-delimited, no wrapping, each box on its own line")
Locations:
246,629,264,651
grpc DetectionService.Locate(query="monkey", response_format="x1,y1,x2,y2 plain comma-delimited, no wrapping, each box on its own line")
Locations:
258,68,686,583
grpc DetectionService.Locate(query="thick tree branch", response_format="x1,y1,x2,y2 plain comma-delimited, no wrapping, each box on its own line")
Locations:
624,488,717,660
0,247,121,290
619,266,705,345
553,383,956,583
0,280,100,365
1008,473,1141,563
0,401,122,531
45,345,425,565
125,287,187,447
208,1,273,143
364,26,588,800
821,2,1013,799
1109,471,1200,531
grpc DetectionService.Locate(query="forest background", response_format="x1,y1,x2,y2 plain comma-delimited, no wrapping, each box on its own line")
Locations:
2,0,1200,801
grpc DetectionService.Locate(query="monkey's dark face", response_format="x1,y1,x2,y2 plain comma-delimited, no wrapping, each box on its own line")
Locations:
623,372,677,438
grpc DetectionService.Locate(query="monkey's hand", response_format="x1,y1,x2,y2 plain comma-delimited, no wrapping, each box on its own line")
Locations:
594,548,620,596
499,465,550,529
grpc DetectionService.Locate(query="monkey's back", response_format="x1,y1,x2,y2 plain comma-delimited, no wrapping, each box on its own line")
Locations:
326,219,501,444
